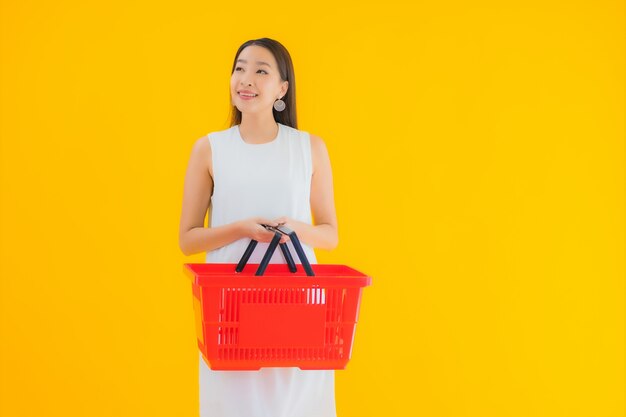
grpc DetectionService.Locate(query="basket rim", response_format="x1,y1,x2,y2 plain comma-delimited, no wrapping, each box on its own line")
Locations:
184,263,372,288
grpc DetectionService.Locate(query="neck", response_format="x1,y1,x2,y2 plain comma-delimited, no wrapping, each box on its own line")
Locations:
238,112,279,144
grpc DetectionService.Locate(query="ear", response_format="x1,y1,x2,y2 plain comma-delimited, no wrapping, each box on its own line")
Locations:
280,80,289,97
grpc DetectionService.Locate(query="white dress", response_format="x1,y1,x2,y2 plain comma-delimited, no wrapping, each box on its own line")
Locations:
199,122,337,417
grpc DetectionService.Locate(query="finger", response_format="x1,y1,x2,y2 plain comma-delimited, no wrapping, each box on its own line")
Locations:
258,218,279,227
260,232,276,243
256,223,271,232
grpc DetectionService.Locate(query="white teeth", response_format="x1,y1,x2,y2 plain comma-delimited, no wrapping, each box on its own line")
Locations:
239,93,257,97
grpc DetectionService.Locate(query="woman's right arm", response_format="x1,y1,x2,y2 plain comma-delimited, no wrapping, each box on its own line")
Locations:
178,136,280,256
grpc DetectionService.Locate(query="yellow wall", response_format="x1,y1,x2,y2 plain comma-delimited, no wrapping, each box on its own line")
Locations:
1,1,623,416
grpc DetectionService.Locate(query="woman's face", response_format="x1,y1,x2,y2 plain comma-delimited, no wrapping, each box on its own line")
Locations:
230,45,288,115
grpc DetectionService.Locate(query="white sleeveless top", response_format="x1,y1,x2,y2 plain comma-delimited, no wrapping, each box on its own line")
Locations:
205,122,317,265
199,122,336,417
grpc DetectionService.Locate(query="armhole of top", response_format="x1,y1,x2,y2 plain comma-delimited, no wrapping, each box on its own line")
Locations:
306,131,315,177
206,133,215,183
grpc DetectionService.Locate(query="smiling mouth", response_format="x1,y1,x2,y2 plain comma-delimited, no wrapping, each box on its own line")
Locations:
238,92,258,97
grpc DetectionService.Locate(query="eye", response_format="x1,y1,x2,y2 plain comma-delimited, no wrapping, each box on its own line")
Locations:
234,67,267,74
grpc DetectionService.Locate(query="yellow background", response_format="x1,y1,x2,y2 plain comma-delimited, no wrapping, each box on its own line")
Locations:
1,1,624,416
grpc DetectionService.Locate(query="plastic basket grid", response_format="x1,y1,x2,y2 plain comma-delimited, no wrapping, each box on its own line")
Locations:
185,263,371,370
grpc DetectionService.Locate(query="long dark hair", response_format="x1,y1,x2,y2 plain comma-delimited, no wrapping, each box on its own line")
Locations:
228,38,297,129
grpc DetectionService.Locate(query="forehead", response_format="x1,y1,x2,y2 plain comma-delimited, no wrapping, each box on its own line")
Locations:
237,45,277,68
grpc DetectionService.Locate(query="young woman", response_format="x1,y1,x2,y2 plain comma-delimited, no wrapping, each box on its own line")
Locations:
179,38,339,417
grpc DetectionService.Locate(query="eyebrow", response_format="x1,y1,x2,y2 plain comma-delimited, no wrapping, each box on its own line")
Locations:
236,59,272,68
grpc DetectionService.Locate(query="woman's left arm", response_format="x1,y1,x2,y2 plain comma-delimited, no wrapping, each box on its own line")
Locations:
274,134,338,250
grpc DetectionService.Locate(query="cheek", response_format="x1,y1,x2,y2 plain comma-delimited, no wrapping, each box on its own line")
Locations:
230,78,243,96
259,79,278,93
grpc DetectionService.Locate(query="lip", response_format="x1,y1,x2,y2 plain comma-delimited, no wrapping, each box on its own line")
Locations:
238,90,258,96
238,92,257,100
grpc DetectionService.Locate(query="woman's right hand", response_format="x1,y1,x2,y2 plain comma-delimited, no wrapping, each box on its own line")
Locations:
236,217,287,243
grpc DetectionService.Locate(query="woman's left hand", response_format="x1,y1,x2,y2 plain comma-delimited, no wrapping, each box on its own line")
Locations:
272,216,296,242
273,216,290,226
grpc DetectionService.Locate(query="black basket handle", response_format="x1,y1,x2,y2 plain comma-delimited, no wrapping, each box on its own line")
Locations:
235,225,315,276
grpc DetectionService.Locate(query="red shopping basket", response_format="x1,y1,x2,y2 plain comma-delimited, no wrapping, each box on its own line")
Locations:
184,225,372,371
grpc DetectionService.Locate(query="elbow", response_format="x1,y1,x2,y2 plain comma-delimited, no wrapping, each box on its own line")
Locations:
179,235,192,257
324,232,339,250
326,242,338,251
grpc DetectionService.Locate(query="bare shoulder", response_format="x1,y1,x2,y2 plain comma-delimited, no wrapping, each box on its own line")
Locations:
309,133,325,146
192,134,211,154
190,134,213,177
308,133,331,174
309,133,329,157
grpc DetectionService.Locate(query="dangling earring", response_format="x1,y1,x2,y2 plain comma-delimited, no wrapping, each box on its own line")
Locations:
273,96,286,112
